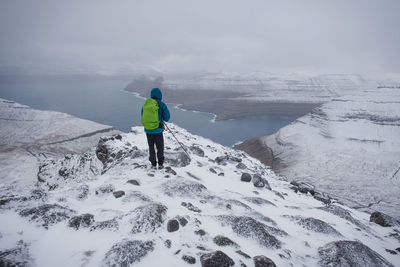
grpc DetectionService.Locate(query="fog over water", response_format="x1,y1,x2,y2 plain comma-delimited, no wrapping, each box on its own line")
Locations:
0,0,399,79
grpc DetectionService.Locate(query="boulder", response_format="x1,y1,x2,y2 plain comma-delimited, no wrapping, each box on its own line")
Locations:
127,179,140,186
182,255,196,264
165,166,177,175
181,202,202,213
129,203,168,234
200,250,234,267
252,175,271,190
293,216,341,236
290,181,315,194
165,152,191,167
370,211,400,227
213,235,238,247
113,191,125,198
253,255,276,267
103,239,154,266
241,173,252,182
167,219,180,232
236,162,247,169
243,197,276,207
318,240,394,267
209,168,217,174
190,145,205,157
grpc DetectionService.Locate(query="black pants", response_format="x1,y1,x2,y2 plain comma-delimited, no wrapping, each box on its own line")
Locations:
146,133,164,166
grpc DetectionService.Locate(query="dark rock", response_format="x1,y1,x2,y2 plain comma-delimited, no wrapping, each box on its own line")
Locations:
176,216,188,227
215,155,242,165
165,166,177,175
195,229,206,236
164,239,171,248
218,172,224,176
318,205,369,231
213,235,238,247
217,215,283,249
162,180,208,198
290,181,315,194
167,219,180,232
0,240,34,267
226,204,232,209
313,191,331,205
30,188,47,200
236,250,251,259
127,179,140,186
95,184,115,195
75,184,89,200
197,246,207,251
243,197,276,207
181,202,202,213
200,250,234,267
147,173,154,177
90,218,119,231
253,255,276,267
370,211,400,227
129,203,168,234
190,145,205,157
68,213,95,230
115,134,122,140
273,191,285,199
113,191,125,198
209,168,217,174
318,240,394,267
252,174,271,190
236,162,247,169
122,191,152,203
19,203,75,228
175,250,182,255
294,216,341,236
165,152,191,167
187,171,201,181
182,255,196,264
396,247,400,252
241,173,252,182
385,249,397,255
103,239,154,266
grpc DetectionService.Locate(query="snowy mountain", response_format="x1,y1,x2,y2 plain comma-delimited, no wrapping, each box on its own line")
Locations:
0,98,119,186
243,87,400,220
1,103,399,266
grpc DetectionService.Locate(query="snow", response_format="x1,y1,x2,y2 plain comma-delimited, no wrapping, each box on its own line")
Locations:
261,87,400,218
1,103,399,266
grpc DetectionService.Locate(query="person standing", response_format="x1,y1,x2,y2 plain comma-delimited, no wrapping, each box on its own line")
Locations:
141,88,170,169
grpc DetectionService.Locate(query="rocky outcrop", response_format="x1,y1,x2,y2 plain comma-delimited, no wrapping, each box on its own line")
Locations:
162,179,208,198
102,239,154,266
253,255,277,267
68,213,95,230
318,240,394,267
370,211,400,227
213,235,238,247
287,216,341,236
200,250,234,267
0,240,34,267
19,203,75,228
165,151,191,167
319,205,369,231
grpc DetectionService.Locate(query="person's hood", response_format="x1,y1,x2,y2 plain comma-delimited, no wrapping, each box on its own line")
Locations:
150,88,162,101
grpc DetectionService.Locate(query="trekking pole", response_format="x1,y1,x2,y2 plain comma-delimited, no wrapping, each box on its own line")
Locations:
163,121,191,160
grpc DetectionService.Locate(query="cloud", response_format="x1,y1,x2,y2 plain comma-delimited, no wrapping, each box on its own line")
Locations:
0,0,399,77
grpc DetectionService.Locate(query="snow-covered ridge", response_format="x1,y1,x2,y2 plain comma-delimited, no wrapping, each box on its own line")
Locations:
259,87,400,219
1,121,399,266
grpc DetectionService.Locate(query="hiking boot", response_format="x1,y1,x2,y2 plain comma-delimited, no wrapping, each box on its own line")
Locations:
158,165,164,170
151,164,157,170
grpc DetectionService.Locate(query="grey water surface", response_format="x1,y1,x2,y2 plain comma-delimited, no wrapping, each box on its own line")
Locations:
0,76,297,147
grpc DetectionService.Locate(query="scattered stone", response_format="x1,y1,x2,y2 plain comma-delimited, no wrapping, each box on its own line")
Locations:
167,219,180,232
19,203,75,228
226,204,232,209
181,202,202,213
213,235,238,247
113,190,125,198
115,134,122,140
252,174,271,190
370,211,400,227
218,172,224,176
209,168,217,174
68,213,95,230
190,145,205,157
103,239,154,266
95,184,115,195
253,255,276,267
0,240,34,267
313,191,331,205
164,175,170,178
290,181,315,195
176,216,188,227
174,250,181,255
187,172,201,181
241,173,252,182
147,173,155,177
76,184,89,200
236,163,247,169
195,229,206,236
182,255,196,264
215,155,242,165
165,152,191,167
90,218,119,231
197,246,207,251
236,250,251,259
127,179,140,186
200,250,234,267
129,203,168,234
164,239,171,248
165,166,177,175
273,191,285,199
318,240,394,267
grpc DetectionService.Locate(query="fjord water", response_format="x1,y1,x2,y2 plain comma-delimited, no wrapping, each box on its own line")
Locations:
0,76,296,146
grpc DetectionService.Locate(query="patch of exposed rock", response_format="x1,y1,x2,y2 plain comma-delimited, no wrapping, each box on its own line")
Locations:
68,213,95,230
19,203,75,228
318,205,369,231
165,151,191,167
287,216,341,236
200,250,234,267
102,239,154,266
243,197,276,207
0,240,34,267
253,255,277,267
318,240,394,267
128,202,167,234
162,179,208,198
370,211,400,227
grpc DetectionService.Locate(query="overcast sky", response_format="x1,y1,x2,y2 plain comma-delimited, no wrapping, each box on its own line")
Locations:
0,0,399,78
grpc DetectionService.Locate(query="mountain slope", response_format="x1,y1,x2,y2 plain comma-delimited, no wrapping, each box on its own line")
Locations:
1,121,399,266
244,87,400,219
